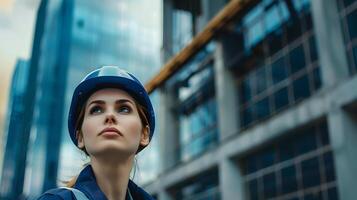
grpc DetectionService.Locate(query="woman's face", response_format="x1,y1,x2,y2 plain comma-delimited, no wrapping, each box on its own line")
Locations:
77,88,149,158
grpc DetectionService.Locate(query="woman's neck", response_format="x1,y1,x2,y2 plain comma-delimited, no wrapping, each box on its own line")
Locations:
90,156,134,200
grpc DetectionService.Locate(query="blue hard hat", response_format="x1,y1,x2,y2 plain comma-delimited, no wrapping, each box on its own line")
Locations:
68,66,155,150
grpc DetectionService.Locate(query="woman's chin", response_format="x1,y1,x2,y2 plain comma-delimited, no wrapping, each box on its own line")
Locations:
88,143,138,158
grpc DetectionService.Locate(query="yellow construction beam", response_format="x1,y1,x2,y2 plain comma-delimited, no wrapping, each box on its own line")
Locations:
145,0,256,94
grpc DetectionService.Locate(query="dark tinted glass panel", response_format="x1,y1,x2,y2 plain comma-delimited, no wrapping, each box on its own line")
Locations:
347,9,357,40
293,75,311,101
242,106,253,127
245,155,258,174
204,129,218,146
255,97,270,120
278,139,295,162
241,78,252,104
263,172,276,198
327,187,339,200
301,157,321,188
248,179,259,200
303,191,323,200
290,45,306,74
309,36,318,62
256,66,267,94
274,87,289,111
343,0,356,7
259,147,276,168
296,128,317,155
268,29,284,55
319,123,329,146
304,12,313,31
286,18,302,43
281,166,298,194
286,198,299,200
312,67,321,90
324,152,336,183
272,57,288,84
353,47,357,72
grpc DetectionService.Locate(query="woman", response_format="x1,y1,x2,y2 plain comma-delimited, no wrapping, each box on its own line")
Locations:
37,66,156,200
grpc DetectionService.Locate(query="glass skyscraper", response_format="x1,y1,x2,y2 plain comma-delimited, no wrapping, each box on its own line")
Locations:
0,0,161,199
0,59,30,200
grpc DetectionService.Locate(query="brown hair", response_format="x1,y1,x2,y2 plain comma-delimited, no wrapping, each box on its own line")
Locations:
64,97,150,187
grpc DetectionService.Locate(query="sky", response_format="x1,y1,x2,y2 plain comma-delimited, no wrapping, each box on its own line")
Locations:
0,0,40,159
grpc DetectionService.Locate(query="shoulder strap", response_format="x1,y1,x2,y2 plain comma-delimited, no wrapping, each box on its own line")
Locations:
60,187,89,200
127,188,134,200
59,186,132,200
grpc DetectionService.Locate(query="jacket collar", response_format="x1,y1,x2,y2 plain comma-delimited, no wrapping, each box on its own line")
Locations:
73,165,154,200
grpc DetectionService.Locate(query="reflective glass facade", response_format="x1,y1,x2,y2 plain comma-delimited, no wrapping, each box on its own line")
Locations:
223,0,321,128
0,60,30,199
171,0,225,55
172,9,193,54
242,121,338,200
168,43,218,163
59,0,162,186
337,0,357,74
23,0,73,197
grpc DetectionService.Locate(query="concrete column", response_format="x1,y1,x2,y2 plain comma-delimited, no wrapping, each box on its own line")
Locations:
214,40,240,141
311,0,349,87
158,86,180,171
215,38,244,200
327,107,357,200
219,158,245,200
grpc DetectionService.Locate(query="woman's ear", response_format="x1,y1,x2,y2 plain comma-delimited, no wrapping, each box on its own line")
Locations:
140,125,150,147
76,130,85,149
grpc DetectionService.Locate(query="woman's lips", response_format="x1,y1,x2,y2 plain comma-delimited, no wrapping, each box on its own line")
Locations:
99,127,123,137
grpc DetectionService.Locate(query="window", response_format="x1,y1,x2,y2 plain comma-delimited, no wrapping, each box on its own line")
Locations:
337,0,357,74
172,10,193,54
171,169,220,200
179,97,218,161
170,43,218,163
281,166,298,194
231,0,320,129
242,122,339,200
172,0,202,54
271,57,288,84
292,75,310,102
289,45,306,74
274,87,289,111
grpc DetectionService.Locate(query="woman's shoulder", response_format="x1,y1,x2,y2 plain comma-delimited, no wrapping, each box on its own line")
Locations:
36,188,75,200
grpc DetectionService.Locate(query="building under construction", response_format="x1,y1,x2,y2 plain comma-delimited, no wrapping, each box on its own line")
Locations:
144,0,357,199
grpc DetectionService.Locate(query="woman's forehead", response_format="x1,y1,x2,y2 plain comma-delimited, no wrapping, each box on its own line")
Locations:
87,88,135,103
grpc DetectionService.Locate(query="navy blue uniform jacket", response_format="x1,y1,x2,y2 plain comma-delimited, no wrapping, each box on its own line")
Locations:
37,165,155,200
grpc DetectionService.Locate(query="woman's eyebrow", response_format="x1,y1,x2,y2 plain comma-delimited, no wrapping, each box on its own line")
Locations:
88,100,105,107
116,99,135,105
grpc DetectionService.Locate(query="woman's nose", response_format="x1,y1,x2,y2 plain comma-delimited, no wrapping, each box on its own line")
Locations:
104,112,117,124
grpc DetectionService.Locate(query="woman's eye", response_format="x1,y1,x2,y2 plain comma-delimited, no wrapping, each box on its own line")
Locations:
89,106,103,114
117,106,131,113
